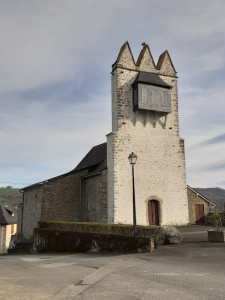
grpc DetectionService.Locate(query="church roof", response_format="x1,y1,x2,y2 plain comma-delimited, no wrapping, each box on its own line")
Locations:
132,71,172,89
73,142,107,172
21,143,107,191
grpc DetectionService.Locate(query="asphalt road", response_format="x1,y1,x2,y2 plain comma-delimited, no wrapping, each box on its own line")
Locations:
0,226,225,300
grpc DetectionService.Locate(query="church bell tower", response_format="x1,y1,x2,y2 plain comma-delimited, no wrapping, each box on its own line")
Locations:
107,42,189,226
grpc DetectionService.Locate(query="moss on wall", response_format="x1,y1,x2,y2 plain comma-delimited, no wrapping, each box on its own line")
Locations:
33,228,158,253
38,221,164,247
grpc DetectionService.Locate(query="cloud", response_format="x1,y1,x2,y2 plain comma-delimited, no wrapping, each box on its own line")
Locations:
199,134,225,146
1,0,225,188
1,0,225,93
0,0,121,93
197,161,225,172
180,86,225,139
0,80,111,173
217,181,225,188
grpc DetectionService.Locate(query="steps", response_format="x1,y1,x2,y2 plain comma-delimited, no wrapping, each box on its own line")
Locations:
8,241,33,254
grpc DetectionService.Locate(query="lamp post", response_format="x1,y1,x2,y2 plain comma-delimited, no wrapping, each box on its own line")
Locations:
128,152,137,236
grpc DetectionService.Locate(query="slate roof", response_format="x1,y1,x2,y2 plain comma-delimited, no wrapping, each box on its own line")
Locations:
0,203,18,225
187,186,216,207
21,143,107,191
132,71,172,89
73,142,107,172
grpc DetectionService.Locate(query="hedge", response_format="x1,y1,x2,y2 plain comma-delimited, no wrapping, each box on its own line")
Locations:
38,221,164,247
33,229,155,253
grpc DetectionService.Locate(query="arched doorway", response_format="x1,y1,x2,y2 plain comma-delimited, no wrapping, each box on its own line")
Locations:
148,200,159,225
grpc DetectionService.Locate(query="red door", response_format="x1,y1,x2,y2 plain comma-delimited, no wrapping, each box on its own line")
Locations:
148,200,159,225
195,204,205,224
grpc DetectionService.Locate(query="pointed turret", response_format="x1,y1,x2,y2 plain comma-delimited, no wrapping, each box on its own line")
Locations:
112,41,136,70
157,50,176,76
136,42,156,72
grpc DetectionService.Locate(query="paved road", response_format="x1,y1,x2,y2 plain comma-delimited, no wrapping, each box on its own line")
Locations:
0,226,225,300
177,225,222,242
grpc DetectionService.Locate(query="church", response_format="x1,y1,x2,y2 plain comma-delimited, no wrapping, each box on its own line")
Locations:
20,41,191,241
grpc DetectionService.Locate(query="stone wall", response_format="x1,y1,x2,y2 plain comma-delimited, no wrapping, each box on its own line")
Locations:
107,42,189,226
33,228,155,253
21,172,85,240
81,170,107,223
21,169,108,240
107,133,114,223
0,225,6,254
41,170,107,223
187,187,211,224
22,186,43,240
41,172,84,222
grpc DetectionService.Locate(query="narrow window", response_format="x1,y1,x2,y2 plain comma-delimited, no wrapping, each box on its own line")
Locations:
133,87,138,110
142,87,148,105
162,91,168,107
152,89,158,106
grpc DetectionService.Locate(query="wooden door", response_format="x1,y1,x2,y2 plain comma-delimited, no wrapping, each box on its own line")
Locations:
148,200,159,225
195,204,205,224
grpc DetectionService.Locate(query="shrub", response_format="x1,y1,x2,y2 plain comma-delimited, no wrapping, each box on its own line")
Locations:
34,229,155,253
206,213,225,227
38,221,164,247
210,210,223,231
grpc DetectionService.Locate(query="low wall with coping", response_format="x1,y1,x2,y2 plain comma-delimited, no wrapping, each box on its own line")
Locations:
34,221,164,253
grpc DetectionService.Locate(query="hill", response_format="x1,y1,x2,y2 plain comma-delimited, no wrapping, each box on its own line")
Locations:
194,187,225,212
0,187,23,208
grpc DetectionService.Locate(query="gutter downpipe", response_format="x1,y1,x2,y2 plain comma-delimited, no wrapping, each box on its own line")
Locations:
79,177,83,222
19,190,25,241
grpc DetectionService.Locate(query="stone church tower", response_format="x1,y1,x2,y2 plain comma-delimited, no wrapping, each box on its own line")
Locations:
107,42,189,226
20,41,190,242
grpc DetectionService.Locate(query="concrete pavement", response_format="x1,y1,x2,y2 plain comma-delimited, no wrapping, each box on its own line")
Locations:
177,224,225,242
0,225,225,299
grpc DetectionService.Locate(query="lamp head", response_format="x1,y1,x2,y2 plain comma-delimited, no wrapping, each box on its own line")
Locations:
128,152,137,165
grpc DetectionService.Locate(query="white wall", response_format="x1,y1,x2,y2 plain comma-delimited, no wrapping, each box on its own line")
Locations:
107,43,189,226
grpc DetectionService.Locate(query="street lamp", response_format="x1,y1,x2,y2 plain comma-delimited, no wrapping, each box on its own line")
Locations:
128,152,137,236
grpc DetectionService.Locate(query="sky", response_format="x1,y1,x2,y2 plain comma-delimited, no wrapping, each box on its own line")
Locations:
0,0,225,189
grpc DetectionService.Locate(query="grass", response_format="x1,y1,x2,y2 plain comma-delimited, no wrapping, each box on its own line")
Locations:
0,187,19,194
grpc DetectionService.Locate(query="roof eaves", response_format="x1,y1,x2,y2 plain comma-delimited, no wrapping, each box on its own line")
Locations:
20,171,75,192
132,71,172,89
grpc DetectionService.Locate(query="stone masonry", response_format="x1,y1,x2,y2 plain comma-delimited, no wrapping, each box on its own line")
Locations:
21,186,43,240
187,187,211,224
20,41,190,241
107,42,189,226
20,169,107,240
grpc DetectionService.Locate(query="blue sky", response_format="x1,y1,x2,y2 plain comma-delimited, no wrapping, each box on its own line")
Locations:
0,0,225,188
